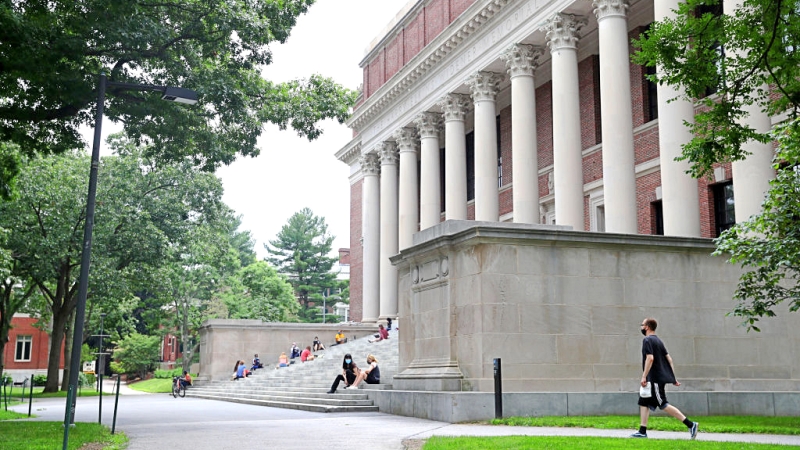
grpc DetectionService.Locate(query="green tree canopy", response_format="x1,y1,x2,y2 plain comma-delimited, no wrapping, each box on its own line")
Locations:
0,0,356,170
113,332,160,380
635,0,800,330
266,208,337,319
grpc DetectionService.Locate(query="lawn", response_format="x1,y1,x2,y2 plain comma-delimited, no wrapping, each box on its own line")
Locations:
492,416,800,435
0,421,127,450
422,436,795,449
0,410,28,420
1,386,108,399
126,378,173,393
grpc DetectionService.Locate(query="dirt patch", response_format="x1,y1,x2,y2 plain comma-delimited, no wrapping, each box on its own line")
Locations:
402,438,427,450
78,443,106,450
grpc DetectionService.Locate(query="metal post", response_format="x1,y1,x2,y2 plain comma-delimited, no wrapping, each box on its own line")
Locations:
63,72,106,450
493,357,503,419
98,312,105,424
111,376,121,434
28,373,33,417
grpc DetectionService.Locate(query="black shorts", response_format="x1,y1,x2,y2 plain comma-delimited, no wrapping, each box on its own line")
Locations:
638,382,670,411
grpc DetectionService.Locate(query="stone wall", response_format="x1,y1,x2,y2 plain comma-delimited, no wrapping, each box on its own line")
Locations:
198,321,378,381
391,221,800,394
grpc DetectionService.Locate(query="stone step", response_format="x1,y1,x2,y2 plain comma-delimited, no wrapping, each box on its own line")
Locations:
189,387,370,399
186,390,374,406
185,392,379,413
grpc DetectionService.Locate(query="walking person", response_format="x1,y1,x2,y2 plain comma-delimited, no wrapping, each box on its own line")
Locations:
631,318,698,439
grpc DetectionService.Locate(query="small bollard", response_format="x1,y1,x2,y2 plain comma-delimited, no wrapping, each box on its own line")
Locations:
111,376,121,434
28,373,34,417
493,358,503,419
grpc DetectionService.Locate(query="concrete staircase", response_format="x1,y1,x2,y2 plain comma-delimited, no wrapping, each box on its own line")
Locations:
185,334,398,412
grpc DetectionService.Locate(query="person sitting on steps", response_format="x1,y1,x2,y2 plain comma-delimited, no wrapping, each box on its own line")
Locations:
327,353,359,394
334,330,346,346
276,352,289,368
313,336,325,352
369,324,389,343
350,354,380,388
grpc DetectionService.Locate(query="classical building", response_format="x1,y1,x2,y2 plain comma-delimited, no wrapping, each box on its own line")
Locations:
333,1,800,420
336,0,775,325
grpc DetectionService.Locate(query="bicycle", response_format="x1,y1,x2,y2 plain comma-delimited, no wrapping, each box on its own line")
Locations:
171,376,185,398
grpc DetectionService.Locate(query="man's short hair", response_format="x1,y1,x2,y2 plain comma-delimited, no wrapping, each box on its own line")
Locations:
644,318,658,331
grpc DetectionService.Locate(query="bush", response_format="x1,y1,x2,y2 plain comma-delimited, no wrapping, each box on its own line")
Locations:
32,374,47,386
77,372,96,388
109,361,125,375
1,373,12,386
154,368,185,379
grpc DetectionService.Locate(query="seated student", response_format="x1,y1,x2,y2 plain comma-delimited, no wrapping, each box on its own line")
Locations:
276,352,289,368
235,360,249,379
334,330,346,346
289,342,301,359
369,324,389,343
386,317,393,331
252,354,263,371
300,346,315,362
327,353,359,394
312,336,325,352
179,370,192,389
350,354,380,388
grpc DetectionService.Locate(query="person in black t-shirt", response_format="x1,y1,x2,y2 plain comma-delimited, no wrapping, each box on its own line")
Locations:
631,318,698,440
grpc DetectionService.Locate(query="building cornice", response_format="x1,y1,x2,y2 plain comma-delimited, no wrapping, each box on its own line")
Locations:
347,0,511,132
335,138,362,165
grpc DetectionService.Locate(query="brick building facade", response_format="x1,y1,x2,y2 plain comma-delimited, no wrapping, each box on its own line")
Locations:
336,0,774,323
2,314,64,382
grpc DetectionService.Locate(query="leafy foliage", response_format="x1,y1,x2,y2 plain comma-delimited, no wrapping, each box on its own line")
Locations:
266,208,338,319
0,0,357,171
635,0,800,330
113,332,160,380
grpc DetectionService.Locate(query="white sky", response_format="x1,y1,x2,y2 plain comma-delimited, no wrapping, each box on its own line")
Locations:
91,0,411,259
217,0,411,258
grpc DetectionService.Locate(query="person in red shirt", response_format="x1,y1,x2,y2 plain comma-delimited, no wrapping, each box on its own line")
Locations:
300,346,315,362
369,324,389,343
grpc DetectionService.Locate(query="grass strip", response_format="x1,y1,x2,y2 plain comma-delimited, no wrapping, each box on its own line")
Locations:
492,416,800,435
126,378,173,393
0,410,28,420
0,421,127,450
2,386,108,398
423,436,796,450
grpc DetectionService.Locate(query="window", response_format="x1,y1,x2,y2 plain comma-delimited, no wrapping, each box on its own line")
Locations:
595,205,606,232
651,200,664,235
590,195,605,232
496,115,503,187
15,335,32,362
696,2,725,97
646,64,658,121
712,181,736,236
466,131,475,201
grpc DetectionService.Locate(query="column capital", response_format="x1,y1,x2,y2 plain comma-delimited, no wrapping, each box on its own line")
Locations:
438,93,471,122
592,0,629,21
501,44,544,79
466,71,504,103
543,13,586,52
360,153,381,176
378,141,399,165
414,112,443,139
393,127,420,154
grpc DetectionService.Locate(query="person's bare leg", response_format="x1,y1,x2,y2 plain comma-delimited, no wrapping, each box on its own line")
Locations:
662,405,686,422
640,406,650,428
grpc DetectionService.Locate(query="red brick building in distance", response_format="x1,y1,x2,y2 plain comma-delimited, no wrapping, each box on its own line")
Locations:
2,314,64,382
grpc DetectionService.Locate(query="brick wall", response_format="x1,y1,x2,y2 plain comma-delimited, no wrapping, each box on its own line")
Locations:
3,316,64,372
636,171,662,234
350,179,364,322
579,55,602,148
583,151,603,185
426,0,449,45
536,81,554,170
385,31,404,81
499,105,512,187
634,126,660,165
629,26,649,128
404,11,425,65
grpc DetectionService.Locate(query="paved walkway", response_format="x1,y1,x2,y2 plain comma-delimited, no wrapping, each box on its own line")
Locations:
10,395,800,449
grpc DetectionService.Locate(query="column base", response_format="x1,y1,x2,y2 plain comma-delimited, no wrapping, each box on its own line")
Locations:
392,361,465,391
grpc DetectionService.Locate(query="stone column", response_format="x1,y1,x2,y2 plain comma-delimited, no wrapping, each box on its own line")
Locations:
466,71,504,222
724,0,775,223
379,142,399,322
655,0,700,237
415,112,443,230
360,153,380,323
593,0,638,234
395,128,420,250
438,94,471,221
501,44,543,224
544,14,586,231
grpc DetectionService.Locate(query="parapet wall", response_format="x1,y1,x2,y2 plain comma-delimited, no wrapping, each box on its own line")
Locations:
391,220,800,394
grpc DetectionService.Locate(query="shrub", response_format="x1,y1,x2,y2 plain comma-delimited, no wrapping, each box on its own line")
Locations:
1,373,12,386
32,374,47,386
154,368,185,379
109,361,125,375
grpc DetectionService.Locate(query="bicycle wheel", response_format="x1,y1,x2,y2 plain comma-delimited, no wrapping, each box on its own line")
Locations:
171,381,178,398
178,384,185,398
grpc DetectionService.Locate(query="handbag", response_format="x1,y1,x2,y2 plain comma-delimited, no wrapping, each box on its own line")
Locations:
639,382,652,398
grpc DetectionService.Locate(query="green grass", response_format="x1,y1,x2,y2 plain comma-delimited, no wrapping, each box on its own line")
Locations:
422,436,795,449
0,410,28,420
0,421,127,450
492,416,800,435
2,386,107,398
126,378,172,393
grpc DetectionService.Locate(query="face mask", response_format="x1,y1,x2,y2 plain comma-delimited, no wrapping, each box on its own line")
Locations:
345,359,351,364
641,328,647,336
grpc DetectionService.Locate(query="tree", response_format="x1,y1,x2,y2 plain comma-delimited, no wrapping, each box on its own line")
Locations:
222,261,298,322
266,208,338,318
0,0,356,170
113,332,160,380
634,0,800,330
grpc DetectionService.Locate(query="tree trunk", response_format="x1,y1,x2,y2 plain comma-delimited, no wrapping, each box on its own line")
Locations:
60,310,75,391
0,338,6,385
43,312,68,393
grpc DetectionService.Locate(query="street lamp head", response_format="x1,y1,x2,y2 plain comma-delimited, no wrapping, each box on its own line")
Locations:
161,86,199,105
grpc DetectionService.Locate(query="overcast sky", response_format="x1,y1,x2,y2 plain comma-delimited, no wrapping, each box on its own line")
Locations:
213,0,411,258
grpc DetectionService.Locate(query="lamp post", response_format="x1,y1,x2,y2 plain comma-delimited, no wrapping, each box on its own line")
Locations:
62,73,198,449
97,312,106,424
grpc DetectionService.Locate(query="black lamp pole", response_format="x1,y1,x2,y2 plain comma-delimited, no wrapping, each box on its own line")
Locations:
61,73,197,450
97,312,106,423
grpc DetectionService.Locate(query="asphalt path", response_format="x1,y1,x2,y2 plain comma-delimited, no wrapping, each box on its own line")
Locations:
11,394,800,449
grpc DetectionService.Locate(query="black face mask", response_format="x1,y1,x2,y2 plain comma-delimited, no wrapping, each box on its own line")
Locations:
641,328,647,336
